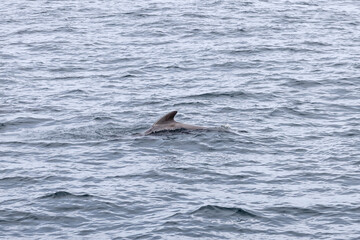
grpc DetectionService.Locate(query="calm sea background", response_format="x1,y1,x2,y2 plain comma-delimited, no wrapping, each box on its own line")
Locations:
1,0,360,239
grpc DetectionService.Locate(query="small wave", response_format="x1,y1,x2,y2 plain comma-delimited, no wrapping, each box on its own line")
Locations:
281,79,322,88
173,101,208,107
0,117,53,132
269,106,329,119
181,13,209,19
49,67,86,73
0,176,39,187
211,61,249,69
93,116,114,121
120,74,136,78
191,205,258,218
46,124,126,141
185,90,249,99
39,191,92,199
60,89,88,95
265,206,320,218
333,129,360,138
0,210,87,226
303,41,332,47
226,49,254,55
12,26,76,36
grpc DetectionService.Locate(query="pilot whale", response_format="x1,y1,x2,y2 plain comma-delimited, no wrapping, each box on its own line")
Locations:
144,111,207,135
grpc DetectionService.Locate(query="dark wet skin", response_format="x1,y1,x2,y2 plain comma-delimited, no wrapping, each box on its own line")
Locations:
144,111,207,135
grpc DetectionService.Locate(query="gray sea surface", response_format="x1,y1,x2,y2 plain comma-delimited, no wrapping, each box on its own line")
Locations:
1,0,360,239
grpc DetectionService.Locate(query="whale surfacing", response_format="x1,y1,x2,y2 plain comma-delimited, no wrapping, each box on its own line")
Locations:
144,111,207,135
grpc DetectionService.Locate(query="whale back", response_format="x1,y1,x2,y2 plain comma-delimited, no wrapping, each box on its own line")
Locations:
144,111,207,135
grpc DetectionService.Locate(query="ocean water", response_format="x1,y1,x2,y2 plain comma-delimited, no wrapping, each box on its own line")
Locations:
1,0,360,239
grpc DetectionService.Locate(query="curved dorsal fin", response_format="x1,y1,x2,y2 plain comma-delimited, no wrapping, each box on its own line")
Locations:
155,111,177,124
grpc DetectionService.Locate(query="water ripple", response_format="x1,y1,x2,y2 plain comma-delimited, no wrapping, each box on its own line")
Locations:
1,0,360,239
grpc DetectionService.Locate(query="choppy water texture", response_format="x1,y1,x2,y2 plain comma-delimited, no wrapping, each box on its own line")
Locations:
1,0,360,239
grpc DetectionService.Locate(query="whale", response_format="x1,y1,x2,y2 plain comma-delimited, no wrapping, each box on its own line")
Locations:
144,111,207,135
